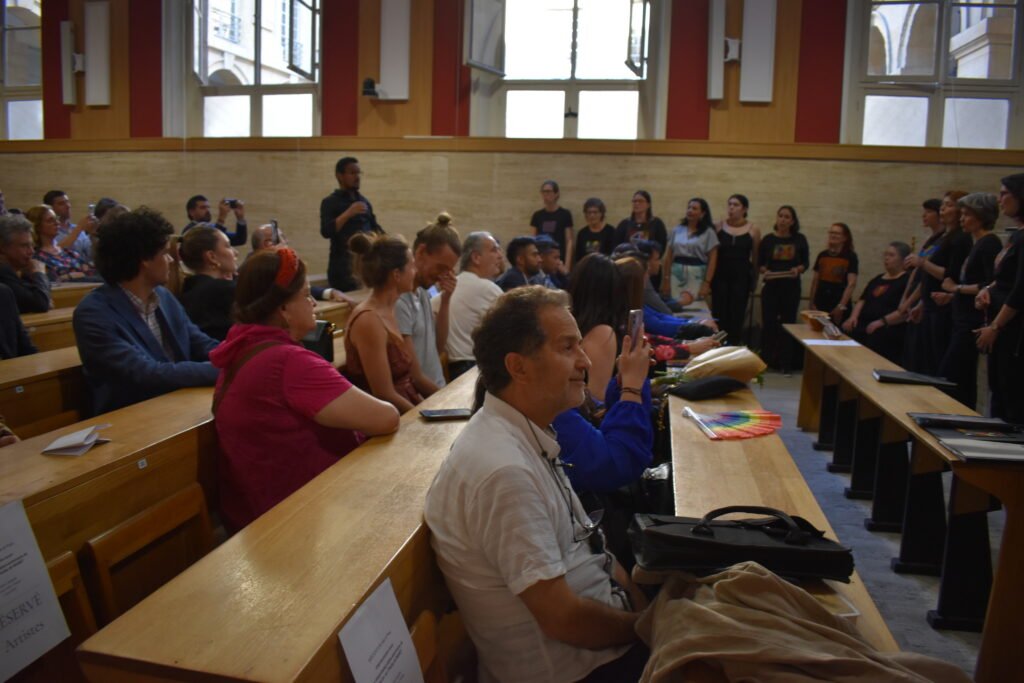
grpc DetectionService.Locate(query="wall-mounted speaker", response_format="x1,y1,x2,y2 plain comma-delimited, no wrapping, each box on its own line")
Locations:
377,0,411,100
84,1,111,106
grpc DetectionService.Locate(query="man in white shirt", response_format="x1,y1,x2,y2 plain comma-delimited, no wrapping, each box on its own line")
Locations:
424,286,647,683
432,231,503,379
396,214,460,389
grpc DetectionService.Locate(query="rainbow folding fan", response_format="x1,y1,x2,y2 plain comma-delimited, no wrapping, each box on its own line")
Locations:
683,407,782,440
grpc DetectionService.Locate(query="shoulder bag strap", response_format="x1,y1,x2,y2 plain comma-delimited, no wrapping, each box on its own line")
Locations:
212,341,284,417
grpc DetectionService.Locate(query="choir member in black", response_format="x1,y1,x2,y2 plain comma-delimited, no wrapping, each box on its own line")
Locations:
809,223,858,324
615,190,668,253
911,190,971,375
975,173,1024,423
530,179,574,266
899,199,945,372
842,242,911,364
573,197,617,265
936,193,1002,410
712,194,760,344
758,206,809,374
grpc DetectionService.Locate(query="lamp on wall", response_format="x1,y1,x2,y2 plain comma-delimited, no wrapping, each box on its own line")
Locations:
362,78,379,97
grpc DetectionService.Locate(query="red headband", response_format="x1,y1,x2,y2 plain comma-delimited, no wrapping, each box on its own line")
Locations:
274,248,299,289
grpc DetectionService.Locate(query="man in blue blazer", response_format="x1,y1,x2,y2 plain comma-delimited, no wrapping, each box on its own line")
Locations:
74,207,219,415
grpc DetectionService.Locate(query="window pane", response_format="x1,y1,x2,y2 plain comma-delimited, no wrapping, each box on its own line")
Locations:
7,100,43,140
949,5,1015,79
505,0,573,79
207,0,255,84
4,1,42,86
506,90,564,138
862,95,928,146
942,97,1008,149
576,0,638,80
577,91,638,140
868,3,938,76
260,0,314,84
203,95,251,137
262,93,313,136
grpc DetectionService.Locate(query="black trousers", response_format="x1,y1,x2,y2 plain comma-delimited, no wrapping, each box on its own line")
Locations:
989,318,1024,423
711,265,751,345
760,278,801,372
577,643,649,682
937,315,981,410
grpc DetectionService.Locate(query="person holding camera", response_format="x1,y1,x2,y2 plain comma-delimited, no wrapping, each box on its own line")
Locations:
182,194,248,247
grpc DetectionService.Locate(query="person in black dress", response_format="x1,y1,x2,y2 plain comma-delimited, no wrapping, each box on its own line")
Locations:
975,173,1024,422
809,222,858,324
574,197,617,265
530,179,574,267
842,242,911,364
758,205,809,374
615,190,668,253
899,198,945,372
936,193,1002,409
712,194,760,345
910,191,971,375
178,225,240,340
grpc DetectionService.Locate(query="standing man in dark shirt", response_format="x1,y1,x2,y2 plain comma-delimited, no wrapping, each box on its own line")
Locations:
320,156,382,291
530,179,574,267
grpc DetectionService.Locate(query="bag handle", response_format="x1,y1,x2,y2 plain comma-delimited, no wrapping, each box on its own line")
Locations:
212,341,284,416
692,505,808,545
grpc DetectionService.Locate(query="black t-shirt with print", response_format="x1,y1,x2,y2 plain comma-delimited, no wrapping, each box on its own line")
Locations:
530,207,574,260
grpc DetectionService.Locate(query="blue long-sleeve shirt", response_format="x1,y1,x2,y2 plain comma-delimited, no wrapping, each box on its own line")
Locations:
644,305,712,340
554,377,653,493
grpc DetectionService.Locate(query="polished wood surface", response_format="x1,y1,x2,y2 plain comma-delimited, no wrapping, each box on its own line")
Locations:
50,283,100,309
0,346,86,438
21,307,77,351
314,300,352,329
669,391,899,653
78,370,478,683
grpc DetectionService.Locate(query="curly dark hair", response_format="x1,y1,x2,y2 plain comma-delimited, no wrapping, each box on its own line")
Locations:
93,207,174,284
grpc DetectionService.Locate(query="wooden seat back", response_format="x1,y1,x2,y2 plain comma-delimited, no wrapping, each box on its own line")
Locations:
83,483,215,625
410,610,446,683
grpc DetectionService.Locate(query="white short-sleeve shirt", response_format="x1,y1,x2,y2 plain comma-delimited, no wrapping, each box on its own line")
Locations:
431,271,502,361
424,392,629,683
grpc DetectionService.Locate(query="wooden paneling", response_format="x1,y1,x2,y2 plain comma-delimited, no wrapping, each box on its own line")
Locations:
709,0,803,143
356,0,436,137
68,0,132,140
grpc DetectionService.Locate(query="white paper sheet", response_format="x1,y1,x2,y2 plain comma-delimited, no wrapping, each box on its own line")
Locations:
804,339,861,347
0,500,71,681
339,578,424,683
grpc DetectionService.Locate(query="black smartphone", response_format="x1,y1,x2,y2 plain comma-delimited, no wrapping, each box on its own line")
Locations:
420,408,472,421
627,309,644,350
225,198,239,208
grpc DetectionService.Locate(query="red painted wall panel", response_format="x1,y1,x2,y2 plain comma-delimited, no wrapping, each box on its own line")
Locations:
432,0,469,137
41,0,71,139
129,0,163,138
321,0,360,136
666,0,710,140
795,0,847,143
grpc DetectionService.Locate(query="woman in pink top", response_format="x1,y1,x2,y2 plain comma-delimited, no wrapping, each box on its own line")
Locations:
210,249,399,532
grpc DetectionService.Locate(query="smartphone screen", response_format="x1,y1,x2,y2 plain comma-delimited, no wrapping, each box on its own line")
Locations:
627,309,644,350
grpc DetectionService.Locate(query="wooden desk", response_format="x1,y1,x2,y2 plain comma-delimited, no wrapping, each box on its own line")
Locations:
22,307,76,351
78,370,479,683
669,392,898,654
0,387,216,561
0,346,85,438
50,283,99,309
314,300,352,329
786,323,1018,683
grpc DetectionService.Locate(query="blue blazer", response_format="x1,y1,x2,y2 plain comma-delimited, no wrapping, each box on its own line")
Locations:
73,284,220,415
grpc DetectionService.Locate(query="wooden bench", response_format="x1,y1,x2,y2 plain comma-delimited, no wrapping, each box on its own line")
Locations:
77,370,479,683
0,346,85,438
22,307,76,351
50,283,100,309
668,391,898,654
786,323,1020,683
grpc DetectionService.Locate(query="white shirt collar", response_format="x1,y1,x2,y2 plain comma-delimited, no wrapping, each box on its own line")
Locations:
482,391,561,462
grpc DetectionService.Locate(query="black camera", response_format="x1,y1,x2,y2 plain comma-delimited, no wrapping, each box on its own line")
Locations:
225,198,239,208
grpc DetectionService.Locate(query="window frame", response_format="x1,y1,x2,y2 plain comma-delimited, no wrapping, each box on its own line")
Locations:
191,0,321,138
845,0,1024,149
0,3,43,140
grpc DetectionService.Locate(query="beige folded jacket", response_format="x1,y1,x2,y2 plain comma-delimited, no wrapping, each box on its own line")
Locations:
636,562,972,682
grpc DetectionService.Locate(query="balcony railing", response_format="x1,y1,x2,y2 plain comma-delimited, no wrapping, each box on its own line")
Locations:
211,7,242,44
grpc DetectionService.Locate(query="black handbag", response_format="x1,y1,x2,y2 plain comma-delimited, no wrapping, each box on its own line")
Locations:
301,320,336,363
629,505,855,583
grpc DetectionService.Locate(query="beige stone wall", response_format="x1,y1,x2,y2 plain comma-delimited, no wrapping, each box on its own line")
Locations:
1,150,1014,293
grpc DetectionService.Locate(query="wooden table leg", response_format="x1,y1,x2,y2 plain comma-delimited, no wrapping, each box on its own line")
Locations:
847,400,883,500
926,473,994,632
951,464,1024,683
865,417,909,533
891,440,947,576
828,381,857,473
798,351,823,431
812,367,838,450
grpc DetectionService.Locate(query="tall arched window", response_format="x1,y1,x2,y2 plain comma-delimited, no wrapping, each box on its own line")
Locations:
0,1,43,140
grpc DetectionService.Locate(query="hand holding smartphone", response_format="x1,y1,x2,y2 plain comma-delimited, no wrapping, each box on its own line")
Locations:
627,309,644,350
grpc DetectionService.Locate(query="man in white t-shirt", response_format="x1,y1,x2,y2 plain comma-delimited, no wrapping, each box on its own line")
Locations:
424,287,648,683
432,231,503,379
